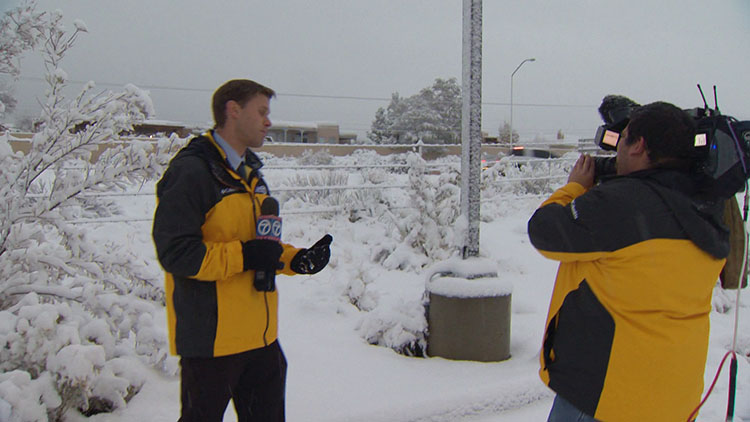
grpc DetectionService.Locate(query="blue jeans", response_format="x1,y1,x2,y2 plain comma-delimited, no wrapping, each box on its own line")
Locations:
547,395,599,422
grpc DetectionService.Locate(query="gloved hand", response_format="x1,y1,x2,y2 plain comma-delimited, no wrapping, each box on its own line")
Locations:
242,239,283,271
290,234,332,274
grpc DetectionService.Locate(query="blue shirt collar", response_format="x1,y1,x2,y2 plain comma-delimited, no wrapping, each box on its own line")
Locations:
212,130,244,170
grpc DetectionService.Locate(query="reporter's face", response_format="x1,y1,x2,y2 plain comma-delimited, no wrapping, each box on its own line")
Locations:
236,94,271,149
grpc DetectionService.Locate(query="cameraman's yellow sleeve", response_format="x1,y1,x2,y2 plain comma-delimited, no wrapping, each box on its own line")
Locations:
540,182,587,207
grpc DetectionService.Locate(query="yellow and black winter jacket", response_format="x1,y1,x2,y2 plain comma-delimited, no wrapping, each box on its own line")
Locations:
528,169,728,421
152,132,301,358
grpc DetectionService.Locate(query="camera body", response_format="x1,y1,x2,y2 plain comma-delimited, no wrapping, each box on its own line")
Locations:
592,102,750,199
593,156,616,183
689,108,750,198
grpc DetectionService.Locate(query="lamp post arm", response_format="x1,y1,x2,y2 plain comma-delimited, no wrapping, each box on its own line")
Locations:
509,58,535,149
512,57,536,78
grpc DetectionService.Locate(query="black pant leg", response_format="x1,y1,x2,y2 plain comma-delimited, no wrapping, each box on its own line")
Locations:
232,341,288,422
178,353,246,422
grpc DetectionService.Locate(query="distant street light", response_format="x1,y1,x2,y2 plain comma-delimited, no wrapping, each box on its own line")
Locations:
509,57,535,149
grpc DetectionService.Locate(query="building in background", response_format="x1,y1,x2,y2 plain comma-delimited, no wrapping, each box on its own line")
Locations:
130,120,193,138
266,121,357,144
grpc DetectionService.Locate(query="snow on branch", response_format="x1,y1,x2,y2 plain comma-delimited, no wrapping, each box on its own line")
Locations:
0,3,182,419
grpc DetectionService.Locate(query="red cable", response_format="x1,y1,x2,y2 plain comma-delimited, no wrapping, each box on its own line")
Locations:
687,350,736,421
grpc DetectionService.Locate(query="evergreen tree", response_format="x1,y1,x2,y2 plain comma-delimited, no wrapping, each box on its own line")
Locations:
368,78,461,145
498,121,519,145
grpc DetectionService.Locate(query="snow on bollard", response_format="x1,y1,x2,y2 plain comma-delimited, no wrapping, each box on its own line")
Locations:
424,257,512,362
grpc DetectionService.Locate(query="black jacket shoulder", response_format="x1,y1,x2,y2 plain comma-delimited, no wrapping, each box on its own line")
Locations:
529,169,729,259
593,170,728,258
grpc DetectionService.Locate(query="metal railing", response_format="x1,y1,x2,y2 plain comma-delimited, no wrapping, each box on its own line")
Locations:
53,157,576,224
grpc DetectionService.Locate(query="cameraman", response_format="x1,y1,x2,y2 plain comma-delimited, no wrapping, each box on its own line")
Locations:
528,102,729,421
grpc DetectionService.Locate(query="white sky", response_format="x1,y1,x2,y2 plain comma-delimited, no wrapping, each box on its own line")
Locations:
6,0,750,141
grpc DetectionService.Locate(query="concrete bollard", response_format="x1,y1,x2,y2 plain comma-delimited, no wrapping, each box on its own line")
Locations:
424,257,512,362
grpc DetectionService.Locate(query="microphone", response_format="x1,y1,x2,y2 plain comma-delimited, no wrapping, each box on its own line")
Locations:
598,95,640,125
254,197,282,292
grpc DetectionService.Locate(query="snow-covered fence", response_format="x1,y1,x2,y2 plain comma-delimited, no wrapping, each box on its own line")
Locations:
58,157,578,224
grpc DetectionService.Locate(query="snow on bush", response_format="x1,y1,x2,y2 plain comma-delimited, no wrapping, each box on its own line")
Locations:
322,150,573,357
356,298,427,357
481,151,577,201
278,170,349,210
340,266,379,313
297,148,333,166
0,3,182,420
0,0,47,117
338,153,460,356
387,153,461,264
272,148,408,221
0,370,59,422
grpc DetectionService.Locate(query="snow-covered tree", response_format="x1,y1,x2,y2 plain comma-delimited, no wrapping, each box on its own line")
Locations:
0,1,46,117
13,113,34,132
498,121,519,145
368,78,461,145
0,3,182,420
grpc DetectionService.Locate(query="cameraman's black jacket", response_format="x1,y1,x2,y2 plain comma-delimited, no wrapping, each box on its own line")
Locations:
528,169,728,421
152,132,302,358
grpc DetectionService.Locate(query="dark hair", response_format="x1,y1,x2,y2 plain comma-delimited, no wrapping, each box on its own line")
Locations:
212,79,275,128
623,101,696,165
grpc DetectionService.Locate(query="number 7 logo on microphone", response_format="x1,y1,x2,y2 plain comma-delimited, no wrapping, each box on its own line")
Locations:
256,215,282,241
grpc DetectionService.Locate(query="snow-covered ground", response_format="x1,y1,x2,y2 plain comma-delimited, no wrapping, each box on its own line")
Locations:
68,179,750,422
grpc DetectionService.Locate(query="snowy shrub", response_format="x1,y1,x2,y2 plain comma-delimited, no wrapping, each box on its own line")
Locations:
359,166,389,185
343,189,389,223
0,4,180,420
346,148,389,167
385,153,461,263
340,169,393,222
356,298,427,357
297,148,333,166
482,156,573,200
0,295,152,419
341,267,379,312
276,170,348,211
0,370,59,422
486,159,548,195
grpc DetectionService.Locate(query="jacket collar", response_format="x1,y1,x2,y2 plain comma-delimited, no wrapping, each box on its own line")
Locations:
243,149,264,172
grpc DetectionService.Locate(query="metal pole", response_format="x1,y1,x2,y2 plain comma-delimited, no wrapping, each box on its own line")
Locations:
509,57,535,149
461,0,482,258
510,74,513,148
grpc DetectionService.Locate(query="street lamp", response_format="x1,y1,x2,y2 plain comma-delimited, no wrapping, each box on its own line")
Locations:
509,57,535,149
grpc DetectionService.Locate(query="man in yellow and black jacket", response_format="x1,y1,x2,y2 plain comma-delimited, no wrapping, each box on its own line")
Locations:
152,79,332,422
528,102,728,421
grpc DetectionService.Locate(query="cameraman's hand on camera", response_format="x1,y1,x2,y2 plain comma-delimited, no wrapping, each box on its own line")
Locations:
568,154,595,190
291,234,332,274
241,239,283,272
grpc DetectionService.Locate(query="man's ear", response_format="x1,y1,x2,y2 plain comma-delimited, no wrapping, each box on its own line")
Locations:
225,100,239,120
630,136,648,156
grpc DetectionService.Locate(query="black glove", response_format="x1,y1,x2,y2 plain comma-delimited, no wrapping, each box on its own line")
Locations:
290,234,332,274
241,239,283,272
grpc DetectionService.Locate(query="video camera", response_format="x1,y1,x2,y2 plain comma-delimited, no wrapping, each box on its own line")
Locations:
592,86,750,199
